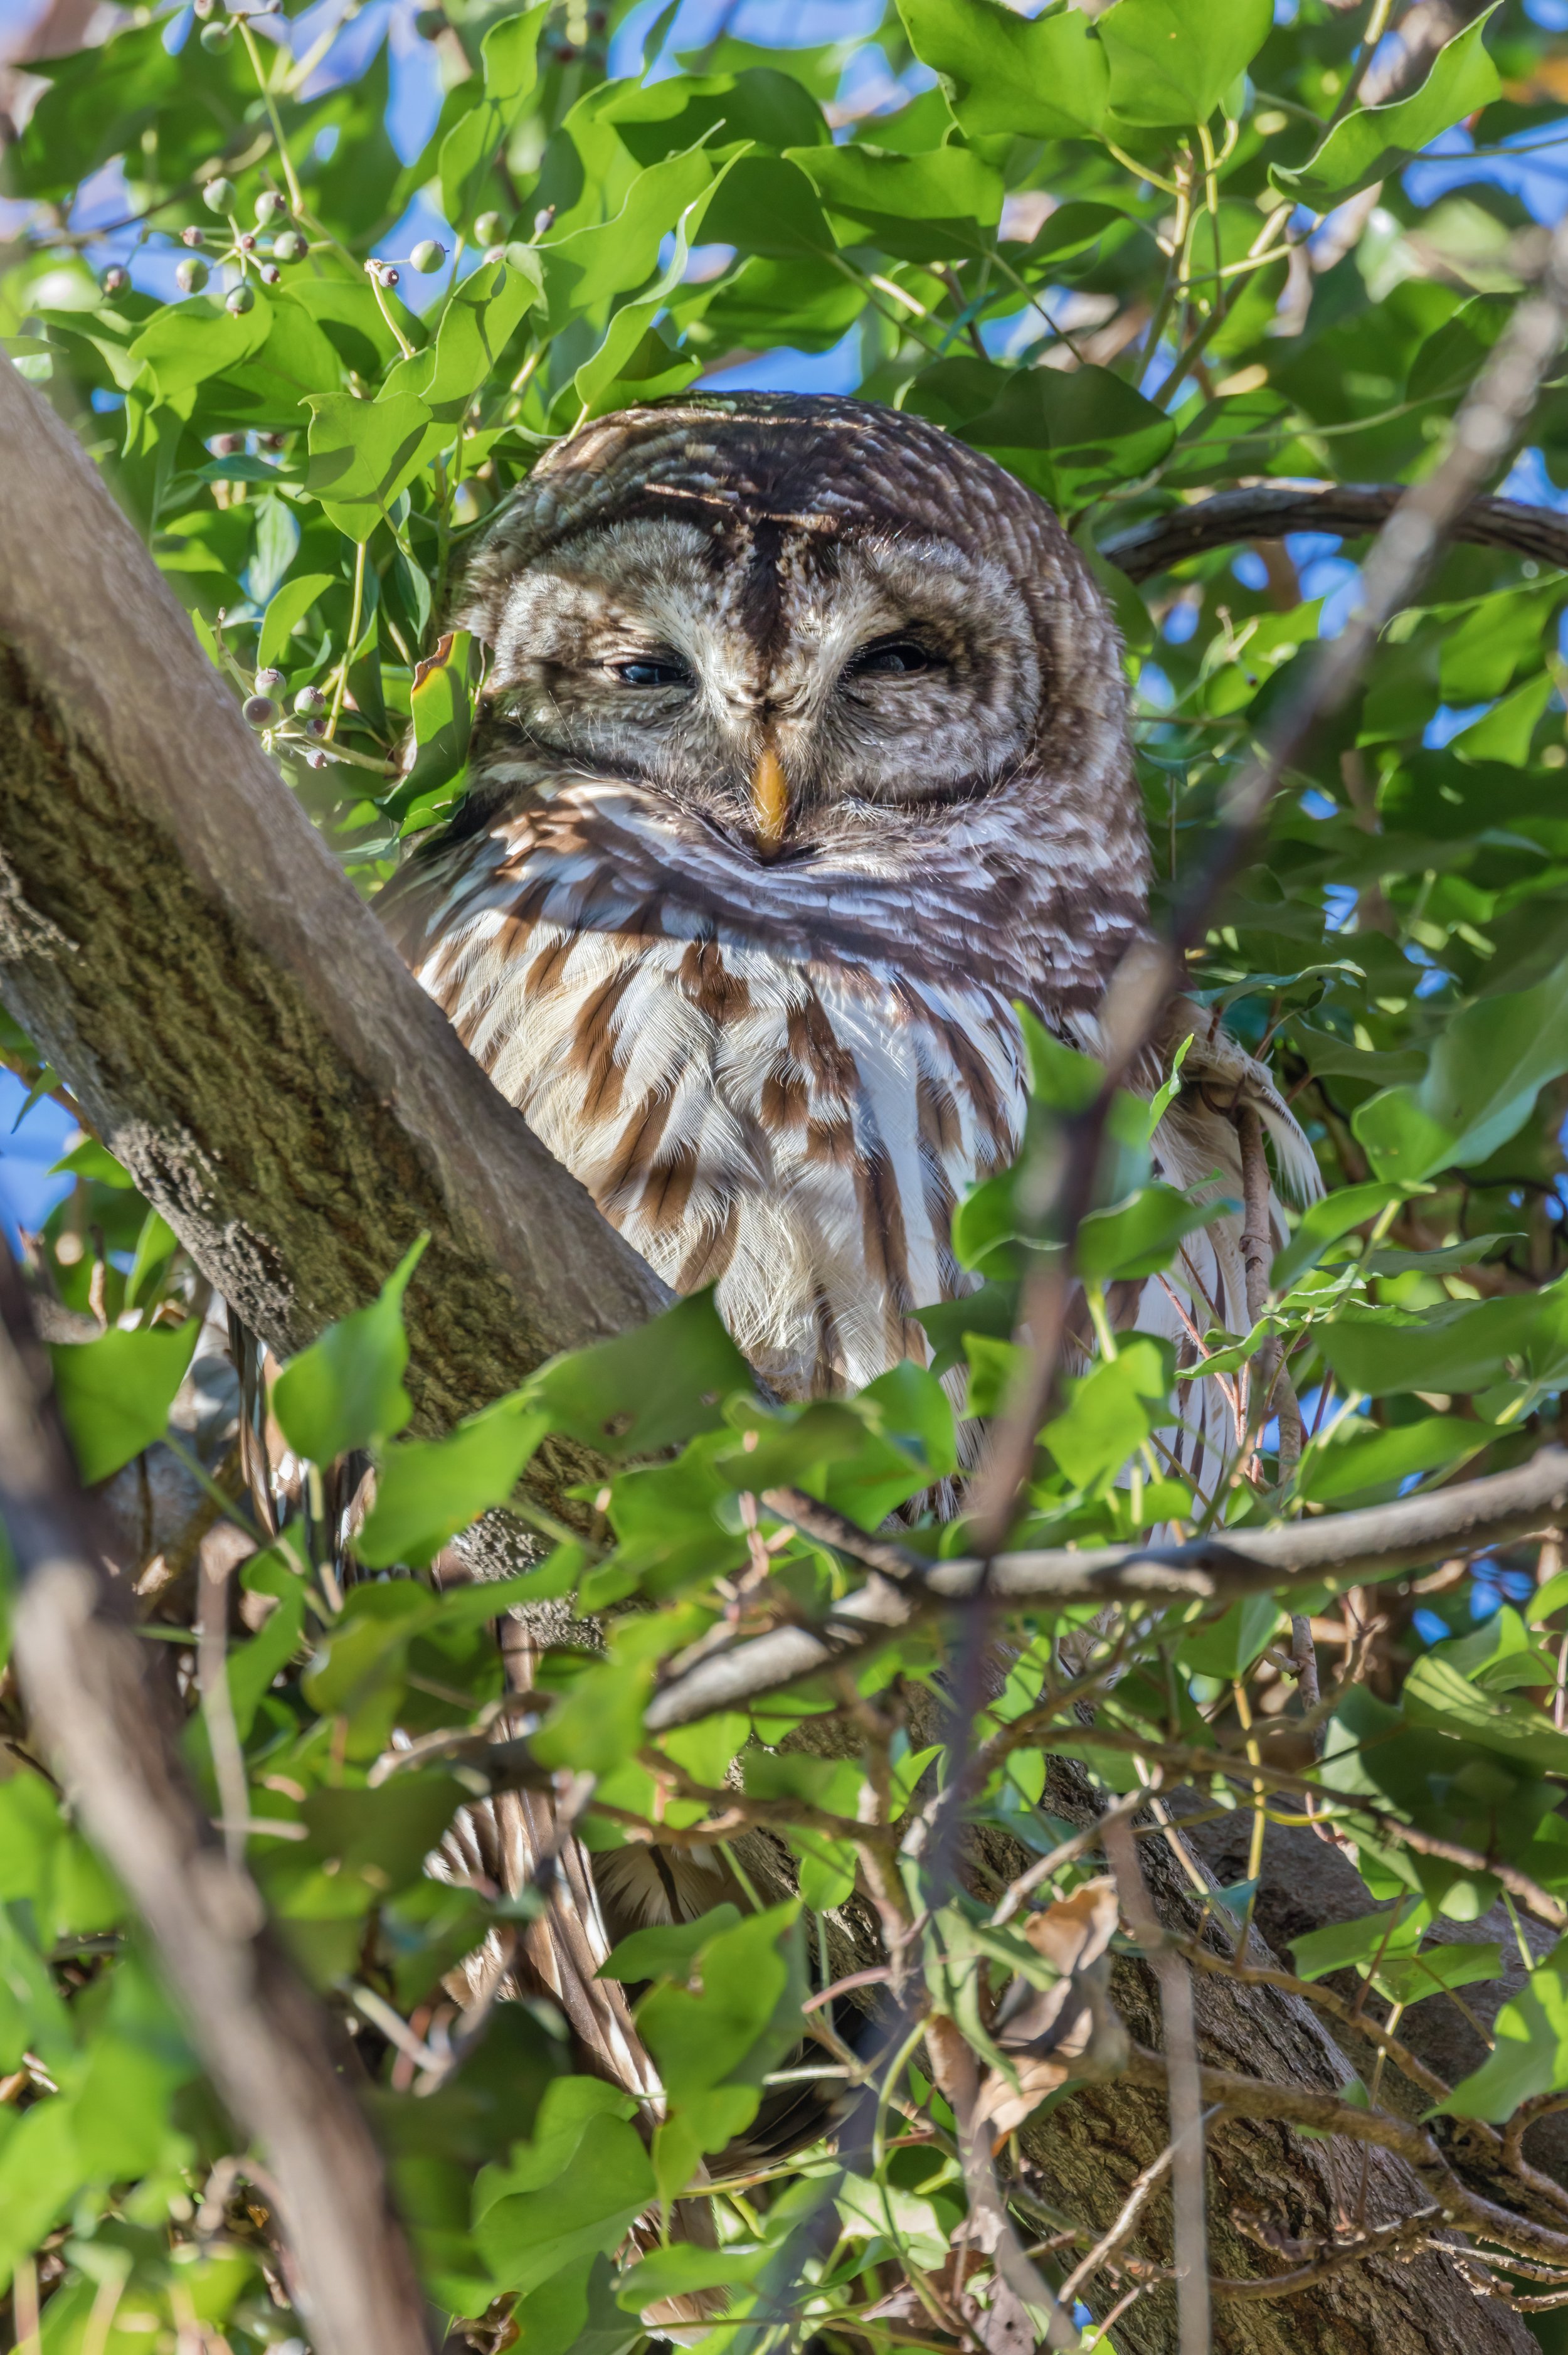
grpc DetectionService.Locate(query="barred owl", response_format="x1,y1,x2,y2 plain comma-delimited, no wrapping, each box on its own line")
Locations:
382,392,1313,1451
380,395,1315,2223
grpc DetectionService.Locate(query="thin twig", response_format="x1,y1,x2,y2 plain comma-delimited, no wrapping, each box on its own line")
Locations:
1103,1813,1210,2355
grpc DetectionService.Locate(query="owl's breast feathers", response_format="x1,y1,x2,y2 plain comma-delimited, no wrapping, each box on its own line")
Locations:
382,774,1064,1395
381,767,1315,1435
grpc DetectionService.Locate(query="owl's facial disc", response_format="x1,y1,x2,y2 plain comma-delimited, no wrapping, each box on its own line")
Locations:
477,513,1041,856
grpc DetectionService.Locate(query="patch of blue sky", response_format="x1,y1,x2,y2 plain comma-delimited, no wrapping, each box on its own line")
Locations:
832,39,936,127
1135,661,1174,712
701,324,862,395
1404,119,1568,227
0,1074,75,1249
1162,598,1199,646
291,0,395,102
386,0,444,166
1323,881,1360,932
1426,701,1493,748
610,0,886,82
1300,787,1337,817
1500,444,1568,511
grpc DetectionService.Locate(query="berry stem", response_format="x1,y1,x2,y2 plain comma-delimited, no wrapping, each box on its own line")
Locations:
366,264,416,361
327,537,368,742
235,13,305,216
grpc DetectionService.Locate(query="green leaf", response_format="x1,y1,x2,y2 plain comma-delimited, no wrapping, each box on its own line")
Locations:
271,1238,427,1464
439,4,551,233
904,356,1175,505
1098,0,1272,127
356,1395,549,1569
1353,955,1568,1183
304,391,442,543
1271,1179,1424,1291
383,256,541,417
541,144,716,330
1176,1593,1279,1681
1299,1416,1483,1505
1314,1285,1565,1397
600,1904,743,1985
898,0,1109,139
1403,1651,1568,1777
129,294,271,400
1451,671,1555,767
787,141,1004,263
1271,10,1501,208
1042,1338,1171,1488
1443,1940,1568,2119
258,572,336,674
383,630,474,821
531,1291,751,1459
49,1320,201,1485
637,1903,803,2103
1290,1900,1426,1981
1077,1183,1226,1283
474,2078,656,2298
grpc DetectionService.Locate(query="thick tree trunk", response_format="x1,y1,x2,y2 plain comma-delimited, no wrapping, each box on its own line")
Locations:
1021,1814,1537,2354
0,359,669,1512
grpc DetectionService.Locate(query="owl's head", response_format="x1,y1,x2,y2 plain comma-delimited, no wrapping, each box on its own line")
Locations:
458,393,1135,867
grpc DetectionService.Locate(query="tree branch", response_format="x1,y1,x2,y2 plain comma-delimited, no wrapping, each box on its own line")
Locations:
630,1452,1568,1731
0,358,670,1514
1101,484,1568,583
0,1238,434,2355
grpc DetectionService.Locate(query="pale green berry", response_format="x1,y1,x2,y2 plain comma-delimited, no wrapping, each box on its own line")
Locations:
225,281,255,315
474,211,505,247
409,238,445,275
294,685,327,716
243,694,279,729
199,19,231,48
255,190,287,225
255,667,285,691
176,257,209,294
272,230,308,263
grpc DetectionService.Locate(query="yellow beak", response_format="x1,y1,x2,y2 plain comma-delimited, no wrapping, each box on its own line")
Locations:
751,743,788,855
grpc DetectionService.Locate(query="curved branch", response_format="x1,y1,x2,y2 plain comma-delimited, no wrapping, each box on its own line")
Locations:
0,358,670,1513
1101,484,1568,583
634,1451,1568,1730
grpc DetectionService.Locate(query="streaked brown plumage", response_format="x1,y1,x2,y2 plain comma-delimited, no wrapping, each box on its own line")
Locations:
384,395,1317,2273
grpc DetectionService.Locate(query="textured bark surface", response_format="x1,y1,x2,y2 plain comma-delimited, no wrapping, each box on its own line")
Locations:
0,361,669,1504
977,1768,1537,2354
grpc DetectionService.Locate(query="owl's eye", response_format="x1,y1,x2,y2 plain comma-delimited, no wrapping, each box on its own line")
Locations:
845,635,936,679
608,651,691,689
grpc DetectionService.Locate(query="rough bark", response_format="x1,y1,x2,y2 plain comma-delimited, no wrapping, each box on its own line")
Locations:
1009,1784,1537,2355
0,358,669,1512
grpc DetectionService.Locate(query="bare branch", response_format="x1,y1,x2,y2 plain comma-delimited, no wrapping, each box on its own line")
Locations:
0,1240,435,2355
1101,483,1568,583
637,1450,1568,1731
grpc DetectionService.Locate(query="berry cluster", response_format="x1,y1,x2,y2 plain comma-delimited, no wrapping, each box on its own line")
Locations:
125,181,315,313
